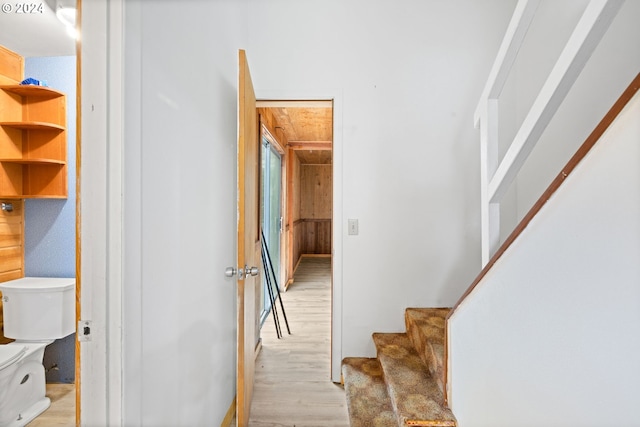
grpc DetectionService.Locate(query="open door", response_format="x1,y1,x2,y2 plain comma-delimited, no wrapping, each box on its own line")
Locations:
236,49,260,427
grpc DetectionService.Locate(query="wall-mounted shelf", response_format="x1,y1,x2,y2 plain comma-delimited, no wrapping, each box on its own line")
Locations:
1,121,66,131
0,158,66,165
0,84,65,98
0,82,67,199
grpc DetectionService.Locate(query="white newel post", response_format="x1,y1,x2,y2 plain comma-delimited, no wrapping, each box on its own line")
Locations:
479,100,500,266
475,0,540,266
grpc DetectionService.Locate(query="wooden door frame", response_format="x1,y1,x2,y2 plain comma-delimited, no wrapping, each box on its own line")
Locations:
255,92,343,382
75,0,82,423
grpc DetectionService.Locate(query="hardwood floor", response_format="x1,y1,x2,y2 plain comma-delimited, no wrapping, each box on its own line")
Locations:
28,383,75,426
248,256,349,427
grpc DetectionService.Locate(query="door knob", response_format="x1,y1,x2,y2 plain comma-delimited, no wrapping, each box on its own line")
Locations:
225,266,259,279
245,266,259,277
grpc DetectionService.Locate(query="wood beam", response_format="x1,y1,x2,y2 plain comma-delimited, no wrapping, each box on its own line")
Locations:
287,141,332,150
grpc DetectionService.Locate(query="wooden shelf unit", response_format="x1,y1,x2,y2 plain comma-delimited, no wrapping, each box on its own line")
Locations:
0,83,68,199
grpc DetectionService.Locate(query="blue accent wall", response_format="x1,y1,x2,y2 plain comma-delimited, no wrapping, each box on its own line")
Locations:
24,56,76,383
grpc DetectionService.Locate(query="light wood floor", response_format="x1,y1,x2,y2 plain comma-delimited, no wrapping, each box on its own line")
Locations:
247,256,349,427
27,383,75,426
25,257,345,427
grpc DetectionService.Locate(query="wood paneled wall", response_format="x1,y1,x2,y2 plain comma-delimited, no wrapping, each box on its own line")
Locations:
293,164,332,265
300,165,332,219
292,153,301,222
287,150,300,284
0,199,23,343
293,219,332,260
0,45,23,83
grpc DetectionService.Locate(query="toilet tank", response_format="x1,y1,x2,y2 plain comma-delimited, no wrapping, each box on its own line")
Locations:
0,277,75,341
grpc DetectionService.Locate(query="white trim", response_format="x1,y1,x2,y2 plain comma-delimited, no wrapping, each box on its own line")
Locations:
474,0,540,263
106,0,124,423
121,1,143,423
488,0,624,203
480,99,500,265
255,88,344,382
256,100,332,108
473,0,540,126
79,1,108,424
475,0,624,263
80,1,125,425
331,94,343,384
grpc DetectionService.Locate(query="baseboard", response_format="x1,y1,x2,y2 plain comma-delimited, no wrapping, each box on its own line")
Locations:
220,397,236,427
220,341,259,426
293,253,331,275
255,338,263,360
285,278,294,290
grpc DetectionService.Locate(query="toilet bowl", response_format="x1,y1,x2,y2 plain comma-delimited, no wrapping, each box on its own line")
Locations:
0,277,75,427
0,343,50,427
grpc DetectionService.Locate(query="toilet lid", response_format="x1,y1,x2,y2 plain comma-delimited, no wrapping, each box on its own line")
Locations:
0,345,26,371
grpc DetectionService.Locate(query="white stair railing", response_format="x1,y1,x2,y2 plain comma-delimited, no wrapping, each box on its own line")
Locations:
475,0,624,266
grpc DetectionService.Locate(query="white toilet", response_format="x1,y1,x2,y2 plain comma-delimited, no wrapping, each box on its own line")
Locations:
0,277,75,427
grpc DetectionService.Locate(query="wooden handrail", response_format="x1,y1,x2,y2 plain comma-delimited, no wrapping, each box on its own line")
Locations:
444,71,640,404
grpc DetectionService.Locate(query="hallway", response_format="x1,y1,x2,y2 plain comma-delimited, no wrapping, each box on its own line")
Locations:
248,256,349,426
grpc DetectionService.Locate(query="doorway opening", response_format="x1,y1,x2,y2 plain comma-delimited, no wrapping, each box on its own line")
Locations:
0,3,80,425
248,100,341,423
256,100,333,337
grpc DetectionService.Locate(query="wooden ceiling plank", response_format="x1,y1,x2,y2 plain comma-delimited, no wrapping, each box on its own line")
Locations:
288,141,332,150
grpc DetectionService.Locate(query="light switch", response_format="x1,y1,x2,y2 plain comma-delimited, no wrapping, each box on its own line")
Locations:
348,219,359,235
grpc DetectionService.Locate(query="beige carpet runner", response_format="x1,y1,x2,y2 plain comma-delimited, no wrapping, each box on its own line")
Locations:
342,308,456,426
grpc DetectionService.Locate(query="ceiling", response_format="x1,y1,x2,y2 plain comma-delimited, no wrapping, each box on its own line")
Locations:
258,101,333,165
295,149,332,165
0,0,76,58
270,106,332,143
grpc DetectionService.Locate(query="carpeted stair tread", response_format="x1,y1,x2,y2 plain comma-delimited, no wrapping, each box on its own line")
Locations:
405,308,450,395
342,357,398,427
373,333,456,427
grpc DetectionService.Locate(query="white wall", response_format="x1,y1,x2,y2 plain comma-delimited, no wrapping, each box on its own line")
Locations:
81,0,543,422
24,56,77,383
449,90,640,426
246,0,516,359
121,1,245,425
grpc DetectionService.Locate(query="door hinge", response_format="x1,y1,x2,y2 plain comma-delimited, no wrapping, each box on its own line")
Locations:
78,320,92,342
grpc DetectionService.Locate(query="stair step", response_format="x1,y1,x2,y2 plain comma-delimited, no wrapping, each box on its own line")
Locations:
405,308,450,396
373,333,456,427
342,357,398,427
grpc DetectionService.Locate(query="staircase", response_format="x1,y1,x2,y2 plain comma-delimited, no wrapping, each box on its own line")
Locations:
342,308,456,427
